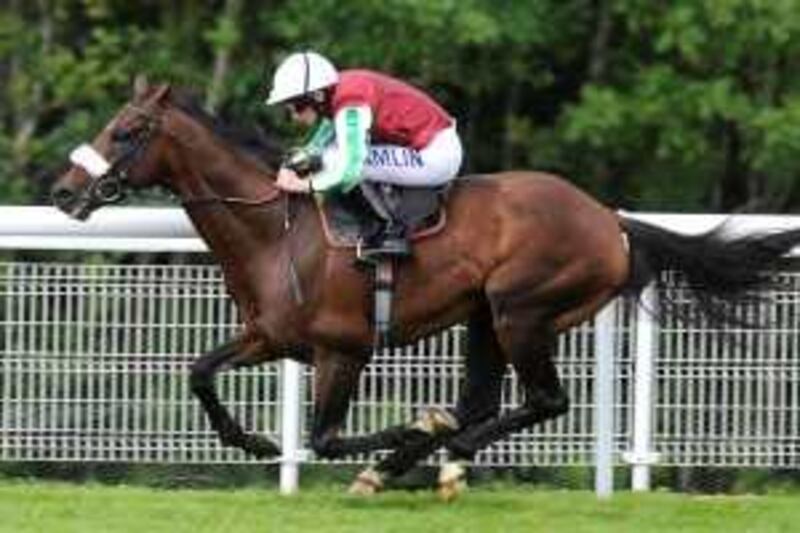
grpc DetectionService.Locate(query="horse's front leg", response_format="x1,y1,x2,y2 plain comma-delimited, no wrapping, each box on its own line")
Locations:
311,348,463,496
309,348,432,468
190,336,295,458
350,306,508,498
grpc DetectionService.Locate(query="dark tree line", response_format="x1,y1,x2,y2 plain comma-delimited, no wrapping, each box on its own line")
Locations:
2,0,799,212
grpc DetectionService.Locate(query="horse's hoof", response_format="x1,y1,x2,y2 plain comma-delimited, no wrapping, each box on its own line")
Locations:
347,468,384,496
243,434,281,458
437,462,467,502
410,407,460,435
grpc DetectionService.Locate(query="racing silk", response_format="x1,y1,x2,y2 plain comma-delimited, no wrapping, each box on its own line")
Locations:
307,106,371,193
333,70,453,149
308,70,454,194
304,117,334,153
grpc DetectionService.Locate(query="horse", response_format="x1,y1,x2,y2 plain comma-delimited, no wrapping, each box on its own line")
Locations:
51,79,800,497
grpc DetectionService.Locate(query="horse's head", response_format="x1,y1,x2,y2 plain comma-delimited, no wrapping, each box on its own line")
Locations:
52,77,174,220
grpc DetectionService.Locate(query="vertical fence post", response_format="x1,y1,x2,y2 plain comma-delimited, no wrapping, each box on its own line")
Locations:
280,359,303,495
624,283,660,491
593,301,616,499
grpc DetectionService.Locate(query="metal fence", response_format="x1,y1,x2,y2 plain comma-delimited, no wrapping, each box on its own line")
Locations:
0,207,799,494
0,261,625,466
654,271,800,469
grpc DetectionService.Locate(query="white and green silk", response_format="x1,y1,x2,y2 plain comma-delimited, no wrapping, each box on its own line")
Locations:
307,106,371,193
305,105,463,194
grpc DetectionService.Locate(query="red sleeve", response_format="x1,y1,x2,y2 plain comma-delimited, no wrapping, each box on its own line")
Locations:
332,75,378,110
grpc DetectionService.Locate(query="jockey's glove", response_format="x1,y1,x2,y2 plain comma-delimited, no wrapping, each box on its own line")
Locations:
283,147,323,177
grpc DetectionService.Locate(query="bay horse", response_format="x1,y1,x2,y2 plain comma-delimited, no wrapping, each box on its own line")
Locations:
51,80,800,496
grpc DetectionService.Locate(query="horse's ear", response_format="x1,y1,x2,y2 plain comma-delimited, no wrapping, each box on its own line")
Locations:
151,83,171,104
133,73,149,100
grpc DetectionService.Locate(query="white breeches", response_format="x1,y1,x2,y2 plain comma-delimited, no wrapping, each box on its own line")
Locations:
322,126,463,187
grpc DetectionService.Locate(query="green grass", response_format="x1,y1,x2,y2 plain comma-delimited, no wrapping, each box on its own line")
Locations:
0,480,797,533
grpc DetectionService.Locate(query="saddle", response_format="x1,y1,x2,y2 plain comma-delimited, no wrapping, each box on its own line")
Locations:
315,183,448,251
286,147,447,252
285,149,450,349
315,183,449,350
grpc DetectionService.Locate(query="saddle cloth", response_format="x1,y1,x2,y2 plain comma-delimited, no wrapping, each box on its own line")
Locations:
316,185,448,248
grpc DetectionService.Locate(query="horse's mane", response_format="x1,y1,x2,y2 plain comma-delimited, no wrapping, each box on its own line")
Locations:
168,88,285,170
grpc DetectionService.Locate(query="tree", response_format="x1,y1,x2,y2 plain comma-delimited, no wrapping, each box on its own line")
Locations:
559,0,800,210
1,0,799,212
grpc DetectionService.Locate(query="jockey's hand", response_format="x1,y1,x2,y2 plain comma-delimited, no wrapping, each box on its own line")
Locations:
283,147,322,176
276,167,312,194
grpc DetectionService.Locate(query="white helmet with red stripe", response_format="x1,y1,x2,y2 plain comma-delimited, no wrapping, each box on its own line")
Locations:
266,51,338,106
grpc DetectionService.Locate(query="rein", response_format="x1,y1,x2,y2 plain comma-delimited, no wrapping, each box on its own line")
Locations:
132,102,285,209
179,189,283,208
77,96,307,305
180,185,306,306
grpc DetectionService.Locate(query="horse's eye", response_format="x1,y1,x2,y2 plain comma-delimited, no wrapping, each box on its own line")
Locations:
111,128,133,143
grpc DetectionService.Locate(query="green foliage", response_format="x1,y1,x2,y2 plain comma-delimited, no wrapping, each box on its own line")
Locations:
556,0,800,209
2,0,800,211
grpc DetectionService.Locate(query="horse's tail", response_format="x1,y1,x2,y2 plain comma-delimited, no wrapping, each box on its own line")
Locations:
620,216,800,327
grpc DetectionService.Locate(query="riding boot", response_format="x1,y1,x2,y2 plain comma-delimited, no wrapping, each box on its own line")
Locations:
358,182,411,260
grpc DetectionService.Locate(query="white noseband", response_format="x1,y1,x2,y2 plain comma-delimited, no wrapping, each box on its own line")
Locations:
69,144,111,179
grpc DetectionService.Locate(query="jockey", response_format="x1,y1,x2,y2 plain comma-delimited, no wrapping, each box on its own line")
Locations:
266,50,463,259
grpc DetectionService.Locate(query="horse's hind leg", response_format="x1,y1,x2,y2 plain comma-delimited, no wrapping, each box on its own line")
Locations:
438,308,508,499
446,316,569,461
451,306,507,429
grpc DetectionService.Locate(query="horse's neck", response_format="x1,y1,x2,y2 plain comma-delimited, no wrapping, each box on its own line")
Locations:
164,110,319,326
166,112,279,202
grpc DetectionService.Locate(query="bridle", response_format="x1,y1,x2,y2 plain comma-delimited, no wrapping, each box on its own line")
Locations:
67,96,304,303
70,101,283,211
69,103,162,210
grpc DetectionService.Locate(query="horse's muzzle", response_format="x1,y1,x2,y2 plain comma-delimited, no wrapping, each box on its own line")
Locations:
51,185,92,221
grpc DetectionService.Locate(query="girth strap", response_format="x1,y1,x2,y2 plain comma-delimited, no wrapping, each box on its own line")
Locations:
372,260,395,350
